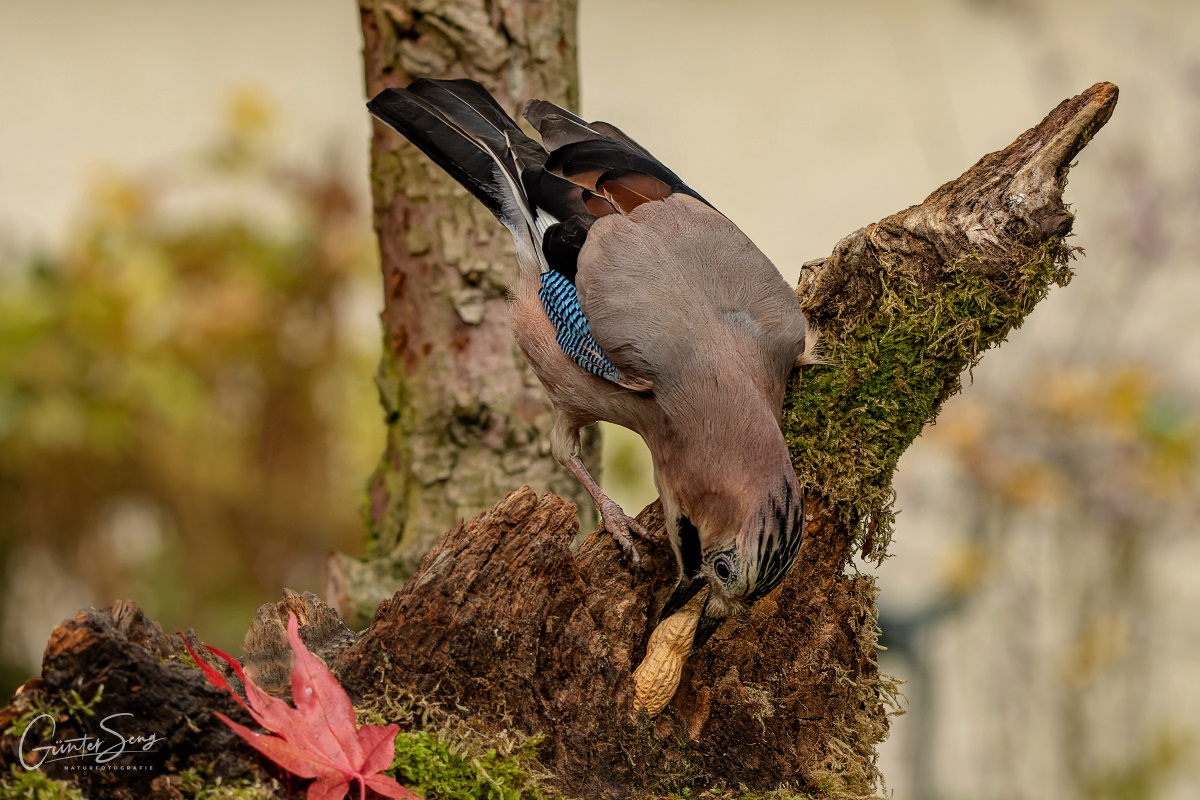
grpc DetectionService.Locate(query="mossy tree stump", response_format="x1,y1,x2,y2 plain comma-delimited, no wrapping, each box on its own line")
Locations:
0,83,1117,800
328,81,1118,799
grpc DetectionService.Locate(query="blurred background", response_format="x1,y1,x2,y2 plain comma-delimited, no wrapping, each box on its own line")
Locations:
2,1,1198,798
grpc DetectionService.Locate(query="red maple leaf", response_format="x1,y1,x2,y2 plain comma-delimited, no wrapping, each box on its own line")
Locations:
183,613,419,800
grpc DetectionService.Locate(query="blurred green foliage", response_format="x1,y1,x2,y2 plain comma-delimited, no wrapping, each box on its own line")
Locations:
0,88,383,695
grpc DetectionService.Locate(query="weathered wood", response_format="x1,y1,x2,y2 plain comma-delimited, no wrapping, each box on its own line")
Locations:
0,601,273,799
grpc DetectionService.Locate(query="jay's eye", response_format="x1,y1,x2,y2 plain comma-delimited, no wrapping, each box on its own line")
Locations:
714,555,733,583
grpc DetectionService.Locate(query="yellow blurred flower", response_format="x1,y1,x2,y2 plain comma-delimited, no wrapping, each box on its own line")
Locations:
224,85,275,142
86,169,149,229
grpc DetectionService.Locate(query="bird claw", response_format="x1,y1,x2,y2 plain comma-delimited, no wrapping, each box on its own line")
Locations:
597,498,646,575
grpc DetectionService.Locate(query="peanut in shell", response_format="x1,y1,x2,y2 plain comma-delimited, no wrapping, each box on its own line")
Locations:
631,590,707,717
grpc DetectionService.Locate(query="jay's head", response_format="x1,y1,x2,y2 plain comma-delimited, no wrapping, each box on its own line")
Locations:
661,471,805,649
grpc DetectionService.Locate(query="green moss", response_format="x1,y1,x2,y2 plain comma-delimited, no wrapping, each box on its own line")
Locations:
357,686,553,800
0,691,101,800
803,579,905,800
2,690,279,800
651,788,822,800
0,767,85,800
784,238,1076,562
634,734,705,798
389,729,550,800
5,686,104,741
652,776,886,800
176,766,282,800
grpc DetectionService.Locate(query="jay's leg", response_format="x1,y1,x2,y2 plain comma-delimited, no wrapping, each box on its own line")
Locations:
564,456,647,570
551,414,646,570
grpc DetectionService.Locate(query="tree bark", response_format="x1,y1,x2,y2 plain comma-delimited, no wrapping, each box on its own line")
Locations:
0,83,1118,800
328,0,595,628
0,602,270,799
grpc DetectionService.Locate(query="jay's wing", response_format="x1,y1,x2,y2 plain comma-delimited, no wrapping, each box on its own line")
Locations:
367,79,587,252
524,102,808,401
369,80,644,390
368,83,807,396
523,99,710,217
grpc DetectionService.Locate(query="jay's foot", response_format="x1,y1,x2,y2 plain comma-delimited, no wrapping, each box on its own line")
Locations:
564,454,646,573
597,496,647,573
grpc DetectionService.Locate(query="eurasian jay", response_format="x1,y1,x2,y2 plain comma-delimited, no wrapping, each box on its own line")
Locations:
368,79,817,648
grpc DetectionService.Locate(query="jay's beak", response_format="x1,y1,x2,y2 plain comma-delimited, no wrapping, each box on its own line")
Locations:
692,613,722,652
662,574,706,619
661,577,721,652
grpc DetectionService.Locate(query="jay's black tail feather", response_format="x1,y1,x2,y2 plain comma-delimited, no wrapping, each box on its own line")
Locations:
367,79,708,279
367,79,590,242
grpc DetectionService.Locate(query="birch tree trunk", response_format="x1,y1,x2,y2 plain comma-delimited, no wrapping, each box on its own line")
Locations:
327,0,592,625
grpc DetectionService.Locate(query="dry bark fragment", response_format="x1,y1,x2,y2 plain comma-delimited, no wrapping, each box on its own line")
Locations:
0,602,272,799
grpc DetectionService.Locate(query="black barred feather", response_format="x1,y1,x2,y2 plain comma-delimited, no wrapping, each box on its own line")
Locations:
523,99,658,159
678,516,702,579
522,99,604,150
587,121,659,159
368,80,538,221
541,218,589,282
516,162,594,233
545,140,699,199
524,99,710,208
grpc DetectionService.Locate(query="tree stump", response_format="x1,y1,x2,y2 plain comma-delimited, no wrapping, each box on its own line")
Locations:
0,82,1117,800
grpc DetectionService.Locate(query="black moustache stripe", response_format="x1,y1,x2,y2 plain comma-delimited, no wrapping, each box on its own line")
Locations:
747,481,804,604
679,514,702,579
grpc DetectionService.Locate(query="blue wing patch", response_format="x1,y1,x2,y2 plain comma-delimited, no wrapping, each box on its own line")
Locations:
538,270,624,385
